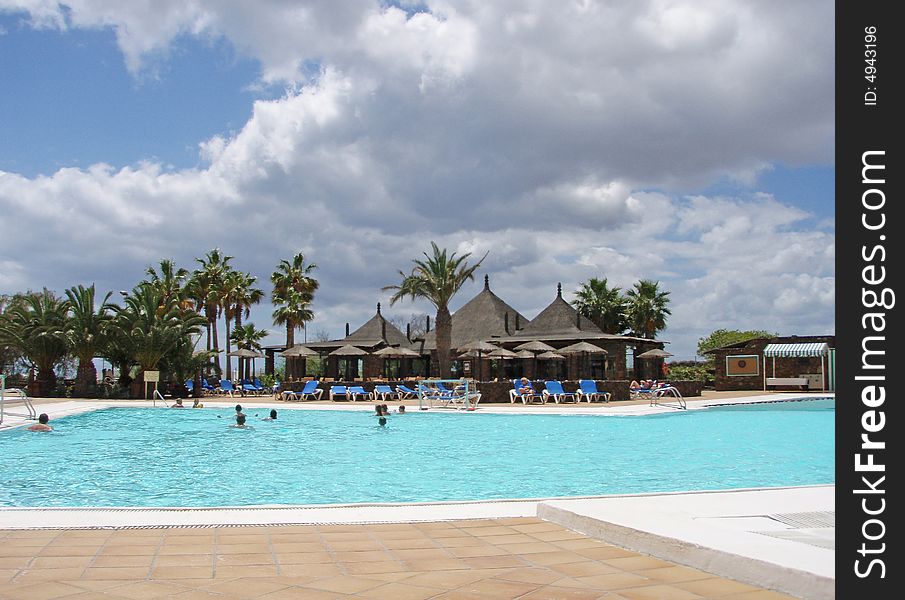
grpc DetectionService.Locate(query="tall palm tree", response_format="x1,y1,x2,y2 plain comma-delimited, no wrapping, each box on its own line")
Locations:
65,284,114,397
225,271,264,381
230,323,269,379
625,279,672,339
383,242,486,378
271,253,318,347
572,277,628,334
191,249,234,373
111,283,206,396
0,290,70,396
145,259,192,313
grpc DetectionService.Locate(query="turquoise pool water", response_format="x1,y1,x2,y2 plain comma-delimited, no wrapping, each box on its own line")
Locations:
0,400,834,507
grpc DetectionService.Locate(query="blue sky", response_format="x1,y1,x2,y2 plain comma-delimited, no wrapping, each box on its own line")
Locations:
0,1,834,360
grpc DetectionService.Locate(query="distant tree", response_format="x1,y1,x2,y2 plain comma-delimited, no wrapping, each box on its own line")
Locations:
626,280,671,339
572,278,628,334
65,284,114,397
388,313,430,341
230,323,269,378
189,248,234,373
697,329,777,361
0,290,70,396
271,253,319,348
223,271,264,380
384,242,486,377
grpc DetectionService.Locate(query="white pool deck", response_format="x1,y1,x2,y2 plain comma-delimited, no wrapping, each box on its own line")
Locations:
1,392,835,597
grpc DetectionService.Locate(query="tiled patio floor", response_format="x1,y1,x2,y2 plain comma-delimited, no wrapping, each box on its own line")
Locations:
0,518,795,599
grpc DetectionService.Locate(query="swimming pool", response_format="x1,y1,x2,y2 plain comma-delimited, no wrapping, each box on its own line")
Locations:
0,400,834,507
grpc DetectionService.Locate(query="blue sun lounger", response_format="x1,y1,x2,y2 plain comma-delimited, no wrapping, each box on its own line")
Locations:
542,380,578,404
509,379,544,404
348,385,370,402
329,385,349,401
576,379,610,403
396,384,418,399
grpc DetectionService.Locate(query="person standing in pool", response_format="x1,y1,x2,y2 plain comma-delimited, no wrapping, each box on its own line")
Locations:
235,404,245,418
262,409,277,421
27,413,53,431
378,416,387,426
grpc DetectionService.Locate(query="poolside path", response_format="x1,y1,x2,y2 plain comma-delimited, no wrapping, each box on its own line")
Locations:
1,517,795,600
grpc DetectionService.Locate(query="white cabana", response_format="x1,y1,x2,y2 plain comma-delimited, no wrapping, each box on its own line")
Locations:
763,342,829,391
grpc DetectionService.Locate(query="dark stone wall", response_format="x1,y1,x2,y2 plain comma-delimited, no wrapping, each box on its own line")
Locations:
712,336,834,391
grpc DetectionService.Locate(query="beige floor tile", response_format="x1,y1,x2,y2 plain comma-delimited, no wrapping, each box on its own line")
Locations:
204,577,290,598
91,554,155,568
357,581,445,600
214,544,271,555
269,533,322,544
212,565,279,579
446,545,509,558
340,560,407,576
273,552,334,565
511,523,566,534
37,546,101,557
494,567,564,585
13,567,88,583
617,584,705,599
214,535,269,545
375,529,435,540
460,555,526,570
634,565,711,583
517,585,605,600
477,533,538,545
0,580,87,600
551,538,607,550
61,579,132,591
274,563,343,578
319,531,372,542
148,565,214,580
265,525,319,534
105,536,165,547
168,590,240,600
162,536,216,546
326,540,384,552
154,555,214,568
215,553,275,567
0,568,21,582
529,530,589,543
375,537,437,550
574,546,639,560
433,536,488,549
317,524,369,533
603,556,677,572
58,592,120,600
413,522,456,530
424,591,490,600
520,551,589,566
156,544,213,556
461,526,518,537
97,545,159,556
494,518,543,525
1,537,55,548
81,566,151,581
421,528,471,539
0,556,33,569
573,572,652,591
304,574,387,594
720,590,797,599
451,520,498,529
260,588,347,600
497,542,561,555
403,558,471,572
1,546,48,557
28,556,93,570
107,580,191,599
271,542,325,553
459,577,541,597
333,550,394,563
392,548,453,561
674,577,760,597
546,560,620,578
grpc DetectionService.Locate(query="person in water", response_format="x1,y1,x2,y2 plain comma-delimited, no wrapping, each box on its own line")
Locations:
27,413,53,432
171,398,185,408
232,413,250,428
396,405,406,414
262,409,277,421
378,416,387,426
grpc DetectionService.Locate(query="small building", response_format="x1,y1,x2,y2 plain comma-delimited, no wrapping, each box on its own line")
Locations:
706,335,836,391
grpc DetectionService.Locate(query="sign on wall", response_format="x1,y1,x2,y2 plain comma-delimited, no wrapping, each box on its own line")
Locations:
726,355,759,376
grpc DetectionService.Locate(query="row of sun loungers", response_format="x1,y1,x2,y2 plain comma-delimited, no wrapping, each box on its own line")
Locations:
185,378,274,397
509,379,612,404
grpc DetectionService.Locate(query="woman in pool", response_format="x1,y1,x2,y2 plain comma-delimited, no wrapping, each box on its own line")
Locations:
262,409,278,421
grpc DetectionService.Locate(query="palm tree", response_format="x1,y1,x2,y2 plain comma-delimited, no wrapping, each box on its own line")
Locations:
0,290,70,396
65,284,114,397
383,242,486,378
625,279,672,339
191,249,234,373
271,289,315,378
572,277,628,334
271,253,318,348
145,259,192,313
230,323,269,379
224,271,264,381
111,283,206,397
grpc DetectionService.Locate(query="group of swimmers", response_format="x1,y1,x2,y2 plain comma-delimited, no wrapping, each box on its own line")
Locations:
374,403,405,426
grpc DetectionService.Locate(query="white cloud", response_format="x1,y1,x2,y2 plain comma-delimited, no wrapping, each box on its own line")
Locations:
0,0,834,359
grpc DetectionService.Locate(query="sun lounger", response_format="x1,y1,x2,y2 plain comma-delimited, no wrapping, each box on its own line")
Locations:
396,384,418,399
371,385,397,401
542,380,578,404
329,385,349,401
576,379,610,403
283,380,324,401
509,379,544,404
348,385,370,401
219,379,237,397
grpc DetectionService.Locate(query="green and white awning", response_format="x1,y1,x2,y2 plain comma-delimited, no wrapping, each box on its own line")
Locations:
763,342,829,357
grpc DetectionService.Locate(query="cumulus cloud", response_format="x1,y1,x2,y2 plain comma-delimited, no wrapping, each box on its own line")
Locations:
0,0,834,358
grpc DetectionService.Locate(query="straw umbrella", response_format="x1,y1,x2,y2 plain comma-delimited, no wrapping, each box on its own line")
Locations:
227,348,264,378
558,341,608,380
514,340,556,379
373,346,421,379
282,345,317,380
536,350,566,381
329,345,369,380
457,340,499,381
636,348,674,380
487,348,518,381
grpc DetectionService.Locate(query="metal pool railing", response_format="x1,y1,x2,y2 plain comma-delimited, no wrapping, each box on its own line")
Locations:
1,374,38,425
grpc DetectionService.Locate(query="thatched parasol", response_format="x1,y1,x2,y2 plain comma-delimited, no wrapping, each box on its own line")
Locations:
487,348,518,359
637,348,673,359
537,351,566,360
373,346,421,358
456,340,499,381
329,345,369,356
282,345,318,357
558,341,607,379
513,340,556,352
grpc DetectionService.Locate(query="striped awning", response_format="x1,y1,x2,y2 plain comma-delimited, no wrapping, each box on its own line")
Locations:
763,342,829,357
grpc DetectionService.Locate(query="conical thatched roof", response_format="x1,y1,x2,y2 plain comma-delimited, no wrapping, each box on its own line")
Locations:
516,283,603,338
421,276,530,350
341,303,411,347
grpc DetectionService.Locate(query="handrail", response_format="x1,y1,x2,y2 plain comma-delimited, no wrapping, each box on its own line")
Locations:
649,386,687,410
1,374,38,425
153,389,169,407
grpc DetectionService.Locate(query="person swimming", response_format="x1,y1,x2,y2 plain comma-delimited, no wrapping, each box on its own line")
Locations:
171,398,185,408
262,409,277,421
396,405,406,414
378,416,387,426
27,413,53,432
